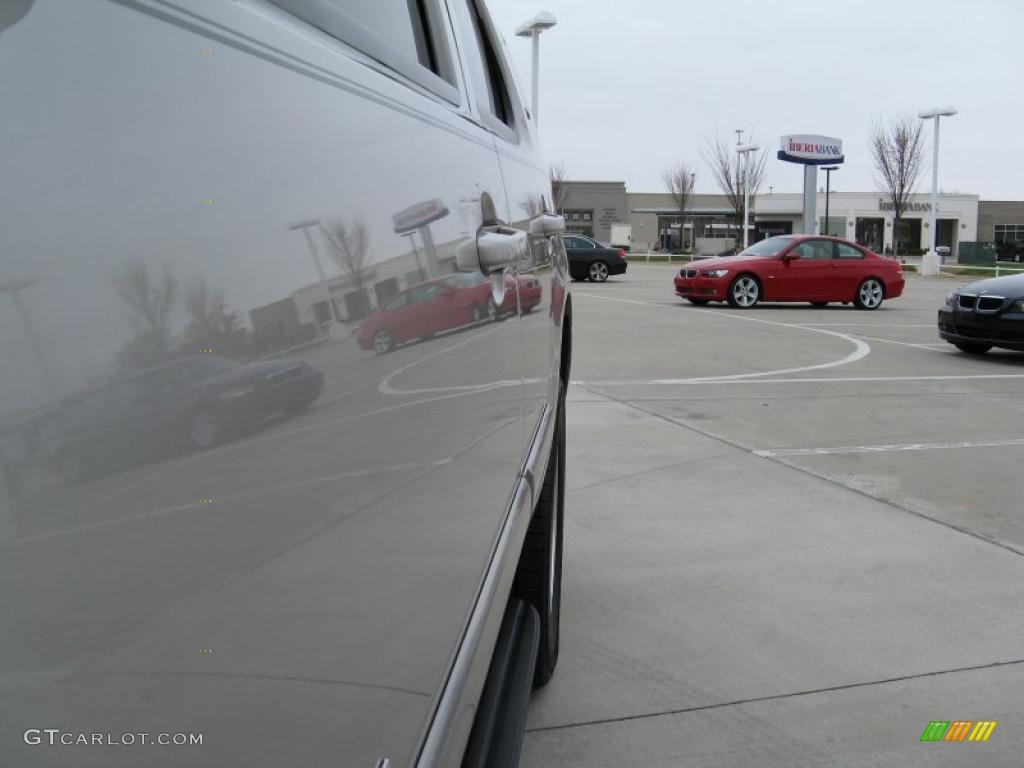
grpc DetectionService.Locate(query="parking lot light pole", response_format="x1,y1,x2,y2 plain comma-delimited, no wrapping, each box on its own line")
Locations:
736,143,759,250
918,106,957,275
515,12,557,126
822,165,839,236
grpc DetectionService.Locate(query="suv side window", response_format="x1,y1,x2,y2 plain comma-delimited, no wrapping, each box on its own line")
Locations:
268,0,458,103
836,243,865,259
452,0,515,132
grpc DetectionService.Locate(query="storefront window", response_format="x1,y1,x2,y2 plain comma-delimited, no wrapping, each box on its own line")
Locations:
994,224,1024,243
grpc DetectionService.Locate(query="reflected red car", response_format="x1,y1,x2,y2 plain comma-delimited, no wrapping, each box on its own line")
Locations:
356,272,541,353
674,235,904,309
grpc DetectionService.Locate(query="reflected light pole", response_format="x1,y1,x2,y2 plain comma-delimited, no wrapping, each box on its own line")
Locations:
515,12,557,125
918,106,957,275
287,218,337,322
1,277,56,402
736,143,760,250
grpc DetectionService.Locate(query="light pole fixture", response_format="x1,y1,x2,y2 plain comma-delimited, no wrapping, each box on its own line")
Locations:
288,218,338,322
515,12,557,126
822,165,839,236
918,106,957,275
736,143,760,249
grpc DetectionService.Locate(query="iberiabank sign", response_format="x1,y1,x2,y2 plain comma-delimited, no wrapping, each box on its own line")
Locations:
778,135,844,165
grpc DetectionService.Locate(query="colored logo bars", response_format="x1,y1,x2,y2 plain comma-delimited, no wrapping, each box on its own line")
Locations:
920,721,997,742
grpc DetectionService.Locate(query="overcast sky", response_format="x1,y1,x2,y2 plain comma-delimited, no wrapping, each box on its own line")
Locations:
489,0,1023,199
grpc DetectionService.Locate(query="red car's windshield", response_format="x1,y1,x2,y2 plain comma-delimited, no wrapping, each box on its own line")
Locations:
738,236,795,257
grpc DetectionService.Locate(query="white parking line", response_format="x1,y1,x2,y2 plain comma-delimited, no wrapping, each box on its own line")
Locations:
846,334,950,350
574,373,1024,387
754,437,1024,458
577,293,872,382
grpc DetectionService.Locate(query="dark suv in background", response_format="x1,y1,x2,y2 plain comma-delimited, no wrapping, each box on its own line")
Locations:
0,2,570,767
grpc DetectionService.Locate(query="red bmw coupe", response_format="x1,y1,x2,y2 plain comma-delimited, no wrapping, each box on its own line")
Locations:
674,235,905,309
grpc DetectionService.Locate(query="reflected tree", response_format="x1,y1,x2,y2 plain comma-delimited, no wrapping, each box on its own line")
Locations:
180,276,247,358
322,217,370,319
110,261,177,372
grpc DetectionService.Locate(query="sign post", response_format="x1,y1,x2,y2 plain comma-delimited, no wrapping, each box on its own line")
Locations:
777,135,844,235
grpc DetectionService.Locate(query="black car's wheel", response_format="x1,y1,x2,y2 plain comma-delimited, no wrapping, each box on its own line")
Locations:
727,274,761,308
187,408,222,449
588,261,609,282
954,341,992,355
515,384,565,688
687,298,710,306
810,301,829,307
372,328,394,354
855,278,884,310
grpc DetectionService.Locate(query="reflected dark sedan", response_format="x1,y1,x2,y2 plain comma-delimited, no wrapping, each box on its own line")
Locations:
47,355,323,482
938,274,1024,354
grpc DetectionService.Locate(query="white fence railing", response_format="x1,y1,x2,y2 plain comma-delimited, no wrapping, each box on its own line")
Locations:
938,263,1024,279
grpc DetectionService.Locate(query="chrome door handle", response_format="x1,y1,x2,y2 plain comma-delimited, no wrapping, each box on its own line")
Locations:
456,226,528,273
529,213,564,238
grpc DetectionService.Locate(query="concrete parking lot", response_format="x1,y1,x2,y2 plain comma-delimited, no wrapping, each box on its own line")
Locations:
523,264,1023,767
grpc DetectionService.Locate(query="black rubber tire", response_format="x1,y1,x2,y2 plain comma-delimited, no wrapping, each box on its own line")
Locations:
187,408,222,450
687,298,710,306
726,274,761,308
373,328,394,354
954,342,992,355
854,278,885,310
810,301,829,307
514,384,565,688
588,261,610,282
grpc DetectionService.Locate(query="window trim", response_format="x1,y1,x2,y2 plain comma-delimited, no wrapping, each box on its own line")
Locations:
449,0,523,144
267,0,461,105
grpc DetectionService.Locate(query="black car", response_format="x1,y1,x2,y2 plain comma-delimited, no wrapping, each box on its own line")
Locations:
562,233,629,281
995,240,1024,262
938,274,1024,354
48,355,323,482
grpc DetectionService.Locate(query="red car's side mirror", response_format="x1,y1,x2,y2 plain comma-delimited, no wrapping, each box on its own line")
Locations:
782,251,800,262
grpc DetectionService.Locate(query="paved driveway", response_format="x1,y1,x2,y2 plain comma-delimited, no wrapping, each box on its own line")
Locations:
523,265,1023,767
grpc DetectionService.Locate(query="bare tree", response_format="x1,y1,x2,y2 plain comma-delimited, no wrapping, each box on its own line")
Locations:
322,217,370,318
870,115,925,257
549,163,569,213
181,276,246,358
662,163,696,250
110,261,177,370
702,135,767,244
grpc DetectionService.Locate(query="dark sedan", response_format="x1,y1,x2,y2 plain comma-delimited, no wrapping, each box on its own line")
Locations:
562,233,628,282
938,274,1024,354
48,354,324,482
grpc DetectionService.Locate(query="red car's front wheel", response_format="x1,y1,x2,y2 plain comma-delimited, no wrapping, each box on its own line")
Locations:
727,275,761,308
